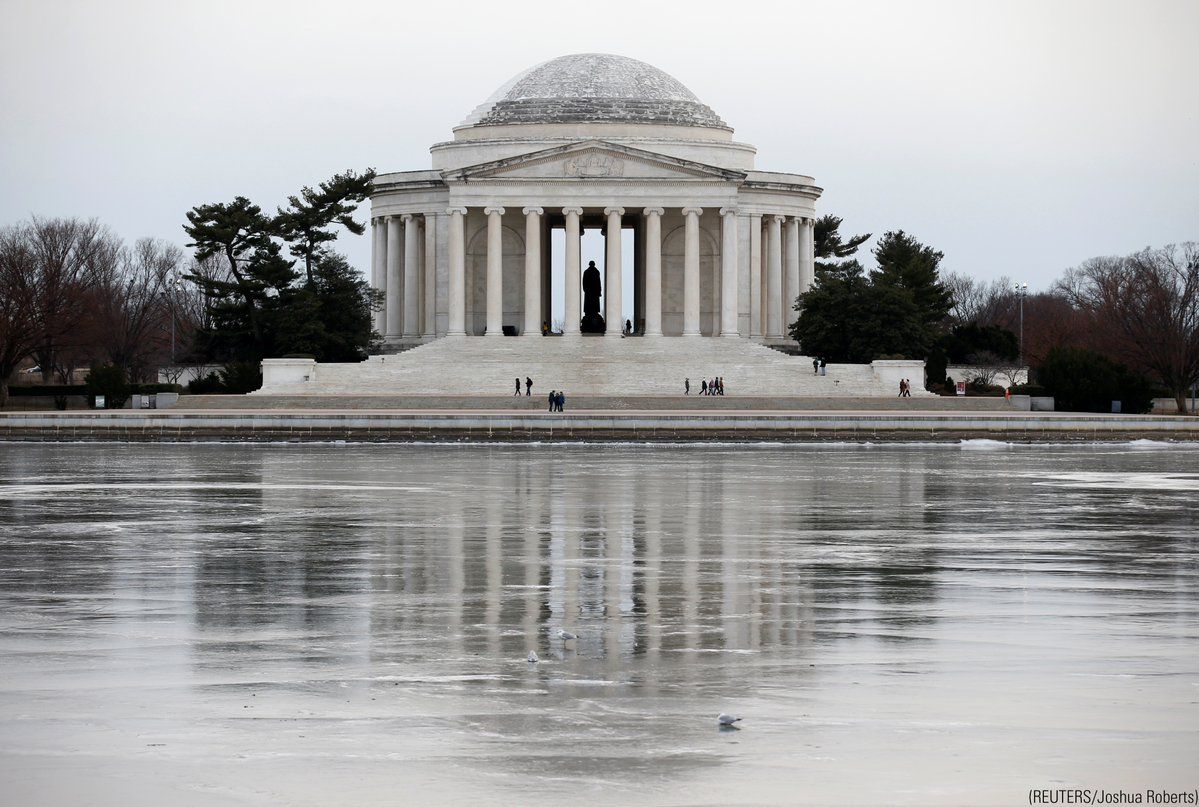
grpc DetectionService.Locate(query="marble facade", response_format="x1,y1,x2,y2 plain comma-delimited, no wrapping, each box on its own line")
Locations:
369,53,820,347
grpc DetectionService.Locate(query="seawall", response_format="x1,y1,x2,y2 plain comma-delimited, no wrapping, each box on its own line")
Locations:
1,409,1196,443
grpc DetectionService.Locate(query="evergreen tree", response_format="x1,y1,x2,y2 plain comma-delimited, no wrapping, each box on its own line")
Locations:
188,240,298,361
870,230,953,345
276,169,376,286
183,171,379,365
814,214,871,260
790,260,927,362
272,253,380,361
183,197,275,344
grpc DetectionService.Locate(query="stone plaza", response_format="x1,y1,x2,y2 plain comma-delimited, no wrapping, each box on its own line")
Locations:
260,54,925,396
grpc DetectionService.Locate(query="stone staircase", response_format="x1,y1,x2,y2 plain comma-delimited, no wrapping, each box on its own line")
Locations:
256,336,934,398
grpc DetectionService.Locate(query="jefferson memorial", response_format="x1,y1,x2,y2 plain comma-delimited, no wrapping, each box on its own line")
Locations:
260,54,921,396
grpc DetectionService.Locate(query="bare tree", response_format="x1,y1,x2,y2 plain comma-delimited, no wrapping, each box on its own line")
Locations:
25,217,112,382
1062,244,1199,413
0,226,40,407
89,238,185,381
944,271,1018,329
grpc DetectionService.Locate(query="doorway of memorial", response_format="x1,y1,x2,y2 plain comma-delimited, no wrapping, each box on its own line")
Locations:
547,222,637,336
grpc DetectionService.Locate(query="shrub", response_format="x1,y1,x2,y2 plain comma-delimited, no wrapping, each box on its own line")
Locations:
85,364,131,409
925,346,948,392
1008,383,1047,396
187,372,225,395
218,362,262,394
1036,347,1154,413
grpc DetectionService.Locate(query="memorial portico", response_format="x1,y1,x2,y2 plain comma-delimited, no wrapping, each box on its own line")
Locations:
368,53,819,347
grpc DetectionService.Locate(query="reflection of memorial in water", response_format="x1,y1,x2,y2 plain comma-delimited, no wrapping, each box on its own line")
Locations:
171,446,945,681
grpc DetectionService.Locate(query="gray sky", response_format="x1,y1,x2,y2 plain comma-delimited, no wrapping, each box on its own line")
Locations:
2,0,1195,291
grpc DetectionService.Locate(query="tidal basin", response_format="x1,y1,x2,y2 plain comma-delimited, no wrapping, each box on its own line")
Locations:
0,442,1196,805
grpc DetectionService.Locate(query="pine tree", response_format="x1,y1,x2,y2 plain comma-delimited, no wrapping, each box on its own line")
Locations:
275,169,376,286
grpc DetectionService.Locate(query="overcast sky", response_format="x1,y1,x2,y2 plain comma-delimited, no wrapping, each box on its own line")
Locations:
1,0,1195,291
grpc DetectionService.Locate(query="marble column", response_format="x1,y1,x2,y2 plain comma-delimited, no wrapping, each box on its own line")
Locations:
402,214,420,338
799,217,816,294
604,207,624,336
372,218,386,334
522,207,542,336
682,207,703,336
785,216,801,334
385,216,402,338
766,215,783,338
720,207,739,337
563,207,582,336
484,206,505,337
423,213,437,337
643,207,663,337
446,207,467,336
749,213,762,340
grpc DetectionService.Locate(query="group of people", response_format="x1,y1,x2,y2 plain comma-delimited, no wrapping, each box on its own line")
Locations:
897,378,913,397
685,377,725,395
811,357,827,376
511,377,566,410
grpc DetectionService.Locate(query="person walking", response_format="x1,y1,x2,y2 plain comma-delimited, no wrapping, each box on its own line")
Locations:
700,379,707,396
820,358,827,377
685,378,690,395
903,378,912,398
898,378,905,397
558,391,566,412
514,377,521,396
812,357,819,375
548,390,556,412
525,376,532,397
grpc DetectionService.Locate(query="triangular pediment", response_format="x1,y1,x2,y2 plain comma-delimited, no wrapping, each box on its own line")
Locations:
444,141,745,182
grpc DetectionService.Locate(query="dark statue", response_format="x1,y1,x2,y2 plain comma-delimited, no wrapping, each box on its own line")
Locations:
580,260,605,333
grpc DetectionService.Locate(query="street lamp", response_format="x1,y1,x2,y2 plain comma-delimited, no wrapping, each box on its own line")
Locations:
1013,282,1028,364
167,270,181,366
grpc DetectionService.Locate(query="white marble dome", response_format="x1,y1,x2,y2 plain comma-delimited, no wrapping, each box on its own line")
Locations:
459,53,729,131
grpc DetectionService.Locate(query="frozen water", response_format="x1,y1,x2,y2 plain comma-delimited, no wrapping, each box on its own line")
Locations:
0,442,1197,805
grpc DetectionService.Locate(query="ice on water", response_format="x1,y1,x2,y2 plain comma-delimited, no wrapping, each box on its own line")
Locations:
0,442,1197,806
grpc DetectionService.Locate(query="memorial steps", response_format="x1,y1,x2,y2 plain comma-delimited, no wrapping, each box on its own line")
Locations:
255,336,933,398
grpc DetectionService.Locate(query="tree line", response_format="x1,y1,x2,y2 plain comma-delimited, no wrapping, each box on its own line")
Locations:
0,169,379,405
0,217,203,405
792,216,1198,413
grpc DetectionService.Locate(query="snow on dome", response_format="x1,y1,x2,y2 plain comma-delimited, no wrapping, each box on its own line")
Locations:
458,53,729,131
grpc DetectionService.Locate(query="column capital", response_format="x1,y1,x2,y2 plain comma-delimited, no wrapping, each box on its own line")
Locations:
562,206,583,217
400,213,415,223
804,216,816,227
682,207,704,217
522,206,544,216
642,207,665,217
604,206,625,217
771,214,786,225
483,206,506,216
445,206,467,216
719,207,739,217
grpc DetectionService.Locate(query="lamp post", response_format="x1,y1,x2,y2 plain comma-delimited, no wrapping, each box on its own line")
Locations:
168,270,181,366
1014,282,1028,364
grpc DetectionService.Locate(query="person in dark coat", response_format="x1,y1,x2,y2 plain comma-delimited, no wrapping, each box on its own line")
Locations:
685,378,690,395
548,391,556,412
525,377,532,396
514,377,521,396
